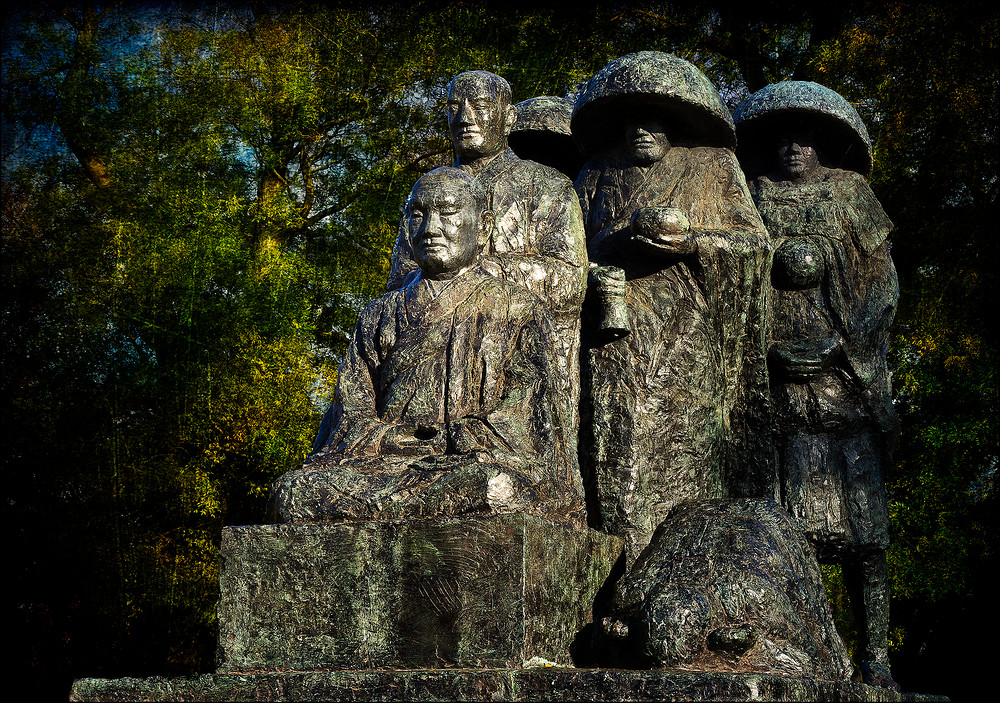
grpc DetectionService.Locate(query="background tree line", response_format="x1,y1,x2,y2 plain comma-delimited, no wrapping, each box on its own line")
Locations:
3,2,996,700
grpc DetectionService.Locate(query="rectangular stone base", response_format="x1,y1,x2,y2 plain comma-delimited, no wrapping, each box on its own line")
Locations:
69,669,950,702
217,515,623,672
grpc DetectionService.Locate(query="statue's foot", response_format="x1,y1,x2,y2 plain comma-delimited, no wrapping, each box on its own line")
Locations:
861,660,900,690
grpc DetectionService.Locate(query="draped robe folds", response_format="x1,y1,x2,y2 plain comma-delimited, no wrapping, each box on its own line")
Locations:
751,166,898,557
576,145,771,561
267,268,585,526
387,148,588,452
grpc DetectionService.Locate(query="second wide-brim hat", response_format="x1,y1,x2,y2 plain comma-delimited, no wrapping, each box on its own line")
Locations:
733,81,873,178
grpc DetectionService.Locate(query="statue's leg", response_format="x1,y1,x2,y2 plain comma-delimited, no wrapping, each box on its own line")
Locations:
845,550,899,690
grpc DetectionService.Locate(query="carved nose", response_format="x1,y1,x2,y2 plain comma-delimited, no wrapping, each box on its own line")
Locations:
455,101,475,125
422,212,445,236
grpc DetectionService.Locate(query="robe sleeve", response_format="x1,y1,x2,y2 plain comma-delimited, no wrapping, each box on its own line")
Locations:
310,301,394,457
684,149,772,423
447,297,572,485
825,173,898,430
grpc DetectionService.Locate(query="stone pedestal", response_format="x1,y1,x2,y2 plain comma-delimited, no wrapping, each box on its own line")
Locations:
217,514,623,671
68,513,949,702
69,668,950,702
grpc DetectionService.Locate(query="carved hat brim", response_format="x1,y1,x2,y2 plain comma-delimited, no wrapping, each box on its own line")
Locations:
571,52,737,155
512,95,575,136
733,81,873,178
509,95,584,178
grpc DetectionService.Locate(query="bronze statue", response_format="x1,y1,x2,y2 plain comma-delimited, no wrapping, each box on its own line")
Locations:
601,498,854,681
573,52,772,562
734,80,900,690
508,95,584,180
267,167,585,527
387,71,588,460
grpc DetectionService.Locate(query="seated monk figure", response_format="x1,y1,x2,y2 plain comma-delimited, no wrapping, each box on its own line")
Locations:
266,167,585,527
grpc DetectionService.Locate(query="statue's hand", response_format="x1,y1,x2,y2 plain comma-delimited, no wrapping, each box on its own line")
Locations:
631,207,696,257
382,422,447,456
590,264,626,299
770,336,841,381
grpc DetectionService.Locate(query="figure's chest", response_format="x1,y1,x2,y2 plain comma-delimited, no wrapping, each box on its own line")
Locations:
490,196,534,253
483,170,542,254
755,184,839,236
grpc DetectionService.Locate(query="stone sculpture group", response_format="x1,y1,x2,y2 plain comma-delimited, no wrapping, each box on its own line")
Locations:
272,52,899,688
71,51,907,703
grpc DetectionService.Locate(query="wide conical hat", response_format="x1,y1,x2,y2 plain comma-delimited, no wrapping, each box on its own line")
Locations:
571,51,736,156
733,81,872,178
512,95,574,136
510,95,583,179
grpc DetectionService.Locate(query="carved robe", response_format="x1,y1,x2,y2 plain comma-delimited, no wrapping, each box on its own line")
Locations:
388,148,588,448
751,166,898,557
267,268,584,526
576,145,771,560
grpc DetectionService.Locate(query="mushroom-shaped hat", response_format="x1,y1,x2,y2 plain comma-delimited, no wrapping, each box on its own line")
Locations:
733,81,872,178
510,95,584,179
571,51,736,156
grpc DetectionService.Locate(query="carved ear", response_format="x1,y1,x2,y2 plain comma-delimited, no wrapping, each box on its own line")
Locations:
503,105,517,136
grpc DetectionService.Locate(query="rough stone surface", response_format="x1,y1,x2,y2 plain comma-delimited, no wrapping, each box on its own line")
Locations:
571,51,737,154
733,80,873,178
69,669,950,702
216,515,622,672
270,167,585,527
67,62,942,703
737,81,900,689
750,168,897,558
573,52,773,563
509,95,583,179
387,72,588,464
600,499,853,681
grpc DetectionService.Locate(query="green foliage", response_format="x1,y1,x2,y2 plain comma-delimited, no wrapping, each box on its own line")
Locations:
820,564,858,661
4,2,997,700
811,0,999,606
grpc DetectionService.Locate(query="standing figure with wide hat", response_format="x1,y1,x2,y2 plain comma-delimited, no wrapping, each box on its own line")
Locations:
573,52,772,563
734,81,899,690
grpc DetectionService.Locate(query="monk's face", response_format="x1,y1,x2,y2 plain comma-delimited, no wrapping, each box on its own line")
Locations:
446,72,515,160
626,117,670,165
777,133,820,182
407,174,482,279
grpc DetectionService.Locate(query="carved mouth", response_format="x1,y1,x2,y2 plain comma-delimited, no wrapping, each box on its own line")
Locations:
417,239,447,252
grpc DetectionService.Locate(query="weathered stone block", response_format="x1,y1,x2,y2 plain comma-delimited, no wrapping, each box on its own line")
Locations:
216,514,622,672
603,499,852,680
69,669,951,702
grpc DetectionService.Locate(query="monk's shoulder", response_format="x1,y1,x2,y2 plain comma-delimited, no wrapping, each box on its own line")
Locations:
472,270,547,321
511,156,576,193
